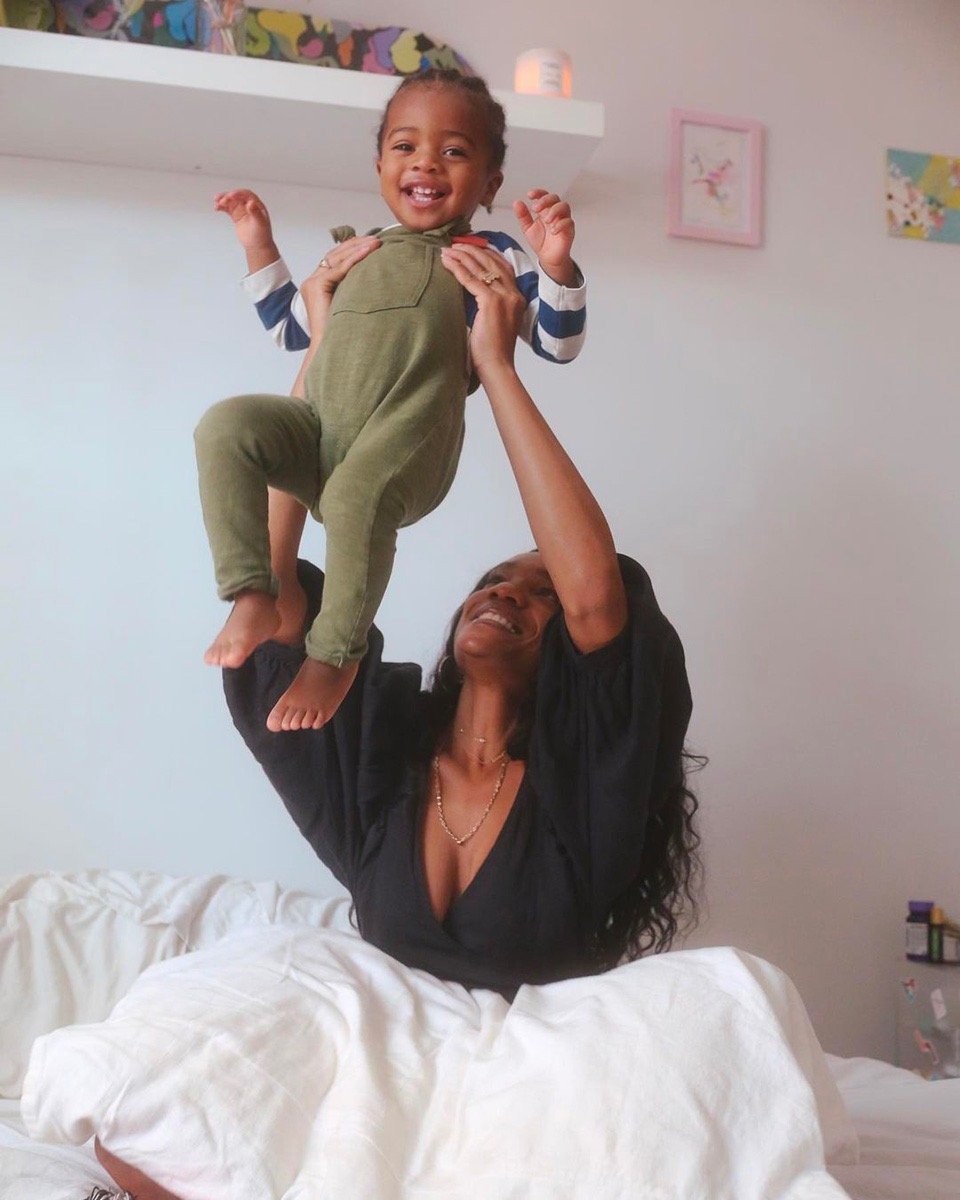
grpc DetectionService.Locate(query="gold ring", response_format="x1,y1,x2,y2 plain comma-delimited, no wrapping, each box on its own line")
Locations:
480,271,501,284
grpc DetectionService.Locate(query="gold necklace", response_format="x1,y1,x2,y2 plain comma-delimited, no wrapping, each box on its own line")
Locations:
432,753,510,847
455,725,509,767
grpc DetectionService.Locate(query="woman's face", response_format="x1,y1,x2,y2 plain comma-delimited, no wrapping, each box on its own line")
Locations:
453,553,560,685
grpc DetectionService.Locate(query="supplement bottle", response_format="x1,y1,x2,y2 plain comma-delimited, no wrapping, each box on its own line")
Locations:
906,901,933,962
929,905,945,963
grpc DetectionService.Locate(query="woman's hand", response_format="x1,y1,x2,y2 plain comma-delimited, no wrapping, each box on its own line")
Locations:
513,189,578,287
299,235,381,334
439,244,525,381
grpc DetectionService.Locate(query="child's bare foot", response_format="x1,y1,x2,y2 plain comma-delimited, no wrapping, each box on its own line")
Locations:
274,577,308,645
266,657,360,732
204,591,279,668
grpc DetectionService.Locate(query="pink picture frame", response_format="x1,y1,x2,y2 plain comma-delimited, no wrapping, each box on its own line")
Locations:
668,108,764,247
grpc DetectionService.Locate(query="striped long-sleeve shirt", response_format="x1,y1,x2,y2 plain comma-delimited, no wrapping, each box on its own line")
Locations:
241,228,587,365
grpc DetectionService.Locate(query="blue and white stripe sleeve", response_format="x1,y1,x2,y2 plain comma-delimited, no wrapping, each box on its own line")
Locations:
240,257,311,351
477,231,586,364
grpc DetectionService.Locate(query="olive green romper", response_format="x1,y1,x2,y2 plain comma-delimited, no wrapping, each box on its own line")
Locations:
194,217,472,666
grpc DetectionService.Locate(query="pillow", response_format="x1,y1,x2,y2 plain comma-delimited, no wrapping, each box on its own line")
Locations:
22,928,857,1200
0,869,350,1097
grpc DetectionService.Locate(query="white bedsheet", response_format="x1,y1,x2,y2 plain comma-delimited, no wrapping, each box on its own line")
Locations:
0,873,854,1200
0,869,353,1097
0,1099,114,1200
824,1056,960,1200
2,871,958,1199
6,1063,960,1200
20,925,851,1200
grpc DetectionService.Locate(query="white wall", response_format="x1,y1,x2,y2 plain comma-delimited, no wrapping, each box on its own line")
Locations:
4,0,959,1059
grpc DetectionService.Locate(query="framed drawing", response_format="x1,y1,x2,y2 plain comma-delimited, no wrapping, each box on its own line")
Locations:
668,109,764,246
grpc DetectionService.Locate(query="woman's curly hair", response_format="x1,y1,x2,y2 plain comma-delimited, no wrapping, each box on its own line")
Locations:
416,570,705,971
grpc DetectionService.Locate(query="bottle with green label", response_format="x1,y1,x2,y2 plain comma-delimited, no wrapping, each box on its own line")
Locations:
929,906,945,963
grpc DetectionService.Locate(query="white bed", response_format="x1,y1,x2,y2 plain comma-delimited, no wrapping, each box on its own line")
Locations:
824,1055,960,1200
2,871,958,1200
3,1061,959,1200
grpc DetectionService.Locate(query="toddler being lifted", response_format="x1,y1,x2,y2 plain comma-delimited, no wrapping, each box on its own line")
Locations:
194,69,587,731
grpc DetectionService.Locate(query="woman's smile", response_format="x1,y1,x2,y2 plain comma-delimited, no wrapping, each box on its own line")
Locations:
470,603,522,636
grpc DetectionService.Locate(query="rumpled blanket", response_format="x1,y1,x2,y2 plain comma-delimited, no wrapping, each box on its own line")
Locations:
21,923,856,1200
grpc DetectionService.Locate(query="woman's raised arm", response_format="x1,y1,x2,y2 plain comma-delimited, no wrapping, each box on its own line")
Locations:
440,244,626,654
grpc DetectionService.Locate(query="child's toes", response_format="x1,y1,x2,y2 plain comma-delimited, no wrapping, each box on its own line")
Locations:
285,707,305,731
266,701,286,732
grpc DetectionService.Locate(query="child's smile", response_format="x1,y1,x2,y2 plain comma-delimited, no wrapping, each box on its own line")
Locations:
403,182,451,212
377,86,503,231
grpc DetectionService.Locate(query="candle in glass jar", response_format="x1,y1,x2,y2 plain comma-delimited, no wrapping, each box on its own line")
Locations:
514,48,572,98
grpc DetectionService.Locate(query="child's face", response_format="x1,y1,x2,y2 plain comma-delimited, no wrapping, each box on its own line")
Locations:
377,86,503,231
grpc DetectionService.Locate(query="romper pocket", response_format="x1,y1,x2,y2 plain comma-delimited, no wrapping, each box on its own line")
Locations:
330,242,433,315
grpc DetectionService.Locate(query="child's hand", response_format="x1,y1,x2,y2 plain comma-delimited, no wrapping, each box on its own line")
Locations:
214,189,275,252
513,189,578,286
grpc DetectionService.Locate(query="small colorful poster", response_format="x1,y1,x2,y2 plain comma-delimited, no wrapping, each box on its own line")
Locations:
887,148,960,244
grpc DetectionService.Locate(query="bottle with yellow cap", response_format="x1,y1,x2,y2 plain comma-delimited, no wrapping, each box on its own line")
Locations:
929,906,945,963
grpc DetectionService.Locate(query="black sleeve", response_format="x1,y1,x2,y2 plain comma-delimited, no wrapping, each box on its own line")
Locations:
221,560,422,890
527,555,693,926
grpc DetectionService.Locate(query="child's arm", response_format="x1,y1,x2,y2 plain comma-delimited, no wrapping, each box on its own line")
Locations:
215,188,281,273
514,189,579,287
216,188,312,351
474,189,586,365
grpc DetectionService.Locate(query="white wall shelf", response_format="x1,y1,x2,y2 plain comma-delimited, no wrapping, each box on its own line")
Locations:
0,27,603,200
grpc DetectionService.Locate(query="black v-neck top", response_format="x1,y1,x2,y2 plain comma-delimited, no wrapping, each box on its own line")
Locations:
223,555,692,996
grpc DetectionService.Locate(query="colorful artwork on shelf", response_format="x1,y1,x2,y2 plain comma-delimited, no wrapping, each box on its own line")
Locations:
197,0,243,53
56,0,199,46
36,4,473,74
2,0,56,30
887,148,960,245
243,11,473,75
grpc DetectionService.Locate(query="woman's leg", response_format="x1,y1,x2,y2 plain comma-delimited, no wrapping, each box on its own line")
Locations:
94,1138,183,1200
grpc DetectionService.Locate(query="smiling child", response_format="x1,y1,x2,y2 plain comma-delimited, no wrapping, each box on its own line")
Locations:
194,70,587,731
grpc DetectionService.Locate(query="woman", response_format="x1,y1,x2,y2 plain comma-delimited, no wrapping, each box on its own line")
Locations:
92,240,701,1200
